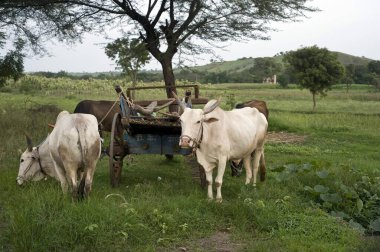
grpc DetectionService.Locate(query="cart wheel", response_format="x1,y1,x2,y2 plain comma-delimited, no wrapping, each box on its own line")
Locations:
185,155,207,189
109,113,125,187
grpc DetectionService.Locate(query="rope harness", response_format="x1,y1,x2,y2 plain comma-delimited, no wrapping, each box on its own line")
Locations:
180,118,204,152
97,95,121,126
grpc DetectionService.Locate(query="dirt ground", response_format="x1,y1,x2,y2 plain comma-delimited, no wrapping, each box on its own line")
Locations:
173,231,241,252
266,131,307,144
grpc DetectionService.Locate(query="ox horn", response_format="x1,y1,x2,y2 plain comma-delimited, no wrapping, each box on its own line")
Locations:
171,91,186,115
153,98,175,112
25,134,33,152
203,97,221,115
132,101,157,116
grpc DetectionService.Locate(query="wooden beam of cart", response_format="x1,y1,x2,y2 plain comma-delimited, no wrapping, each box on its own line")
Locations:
126,85,201,99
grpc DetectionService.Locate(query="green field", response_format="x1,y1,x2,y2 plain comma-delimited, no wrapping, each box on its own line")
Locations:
0,77,379,251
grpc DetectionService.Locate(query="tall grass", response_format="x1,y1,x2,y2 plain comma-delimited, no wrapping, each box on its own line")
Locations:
0,79,379,251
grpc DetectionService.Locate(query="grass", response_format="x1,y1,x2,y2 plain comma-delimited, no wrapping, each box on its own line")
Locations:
0,78,379,251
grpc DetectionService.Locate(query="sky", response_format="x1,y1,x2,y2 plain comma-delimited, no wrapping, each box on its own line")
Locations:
24,0,380,73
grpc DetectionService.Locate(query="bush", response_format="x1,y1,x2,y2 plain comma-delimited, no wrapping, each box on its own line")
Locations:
271,163,380,234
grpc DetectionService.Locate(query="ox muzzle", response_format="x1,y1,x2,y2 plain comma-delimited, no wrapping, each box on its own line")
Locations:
179,135,201,150
179,135,192,149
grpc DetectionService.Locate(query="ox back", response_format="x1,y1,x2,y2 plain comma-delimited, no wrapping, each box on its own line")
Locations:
73,100,120,132
235,100,269,120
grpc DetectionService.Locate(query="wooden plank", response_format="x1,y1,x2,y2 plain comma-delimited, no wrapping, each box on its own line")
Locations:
134,98,208,107
126,85,200,98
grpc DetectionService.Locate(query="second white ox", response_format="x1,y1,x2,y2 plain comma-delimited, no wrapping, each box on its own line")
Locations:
17,111,101,199
178,99,268,202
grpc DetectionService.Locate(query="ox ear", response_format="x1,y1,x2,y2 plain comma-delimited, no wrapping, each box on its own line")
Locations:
203,117,219,124
25,134,33,152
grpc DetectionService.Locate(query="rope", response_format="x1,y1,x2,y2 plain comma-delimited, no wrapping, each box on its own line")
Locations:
98,95,120,126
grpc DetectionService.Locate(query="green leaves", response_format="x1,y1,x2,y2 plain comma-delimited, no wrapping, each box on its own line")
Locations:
283,46,345,110
105,38,151,85
348,220,366,235
316,170,329,178
273,163,314,182
314,185,329,194
369,218,380,232
277,163,380,233
85,224,99,232
319,193,342,204
356,199,363,213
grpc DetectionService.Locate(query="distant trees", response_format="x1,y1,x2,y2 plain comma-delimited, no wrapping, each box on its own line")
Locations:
368,60,380,89
105,38,151,99
3,0,316,102
0,39,25,86
284,46,345,110
249,57,282,83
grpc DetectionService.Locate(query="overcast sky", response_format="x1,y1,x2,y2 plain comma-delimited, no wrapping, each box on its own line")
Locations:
24,0,380,73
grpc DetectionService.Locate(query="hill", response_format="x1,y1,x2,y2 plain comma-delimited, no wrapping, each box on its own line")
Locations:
334,52,372,66
189,51,372,74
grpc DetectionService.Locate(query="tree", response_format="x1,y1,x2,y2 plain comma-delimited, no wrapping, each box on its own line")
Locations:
105,38,151,99
0,39,25,86
249,57,282,83
367,60,380,89
368,60,380,75
3,0,316,103
284,46,345,111
0,1,87,54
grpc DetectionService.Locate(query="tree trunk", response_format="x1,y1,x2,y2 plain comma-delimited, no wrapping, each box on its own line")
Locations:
160,57,178,112
312,92,316,111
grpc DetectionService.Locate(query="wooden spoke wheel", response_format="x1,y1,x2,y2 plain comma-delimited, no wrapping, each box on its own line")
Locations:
109,113,125,187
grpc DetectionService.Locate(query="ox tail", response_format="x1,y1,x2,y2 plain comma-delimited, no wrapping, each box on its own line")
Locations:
76,126,89,200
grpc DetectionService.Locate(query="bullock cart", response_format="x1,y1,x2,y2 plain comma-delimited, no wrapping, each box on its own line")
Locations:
108,85,208,187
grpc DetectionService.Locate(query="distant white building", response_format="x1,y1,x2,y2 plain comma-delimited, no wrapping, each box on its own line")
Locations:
263,74,277,84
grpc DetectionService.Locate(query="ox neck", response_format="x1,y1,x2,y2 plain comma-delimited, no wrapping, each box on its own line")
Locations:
36,137,57,179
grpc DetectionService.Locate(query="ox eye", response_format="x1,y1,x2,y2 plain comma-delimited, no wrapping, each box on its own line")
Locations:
196,120,201,124
20,159,24,163
31,157,36,160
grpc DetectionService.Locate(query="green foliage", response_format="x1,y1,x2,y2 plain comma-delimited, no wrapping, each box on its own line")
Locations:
249,57,283,82
272,163,380,234
284,46,345,109
0,39,25,86
105,38,150,85
368,60,380,75
368,60,380,89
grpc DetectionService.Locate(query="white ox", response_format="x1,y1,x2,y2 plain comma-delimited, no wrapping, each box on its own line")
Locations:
17,111,101,199
178,99,268,202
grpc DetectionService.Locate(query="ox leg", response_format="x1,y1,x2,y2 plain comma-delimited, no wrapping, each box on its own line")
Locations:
64,166,78,200
215,157,227,203
204,167,214,200
243,156,252,185
84,164,96,197
52,161,69,193
252,148,263,187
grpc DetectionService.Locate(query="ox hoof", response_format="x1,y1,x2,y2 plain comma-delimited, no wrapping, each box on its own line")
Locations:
215,197,223,203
